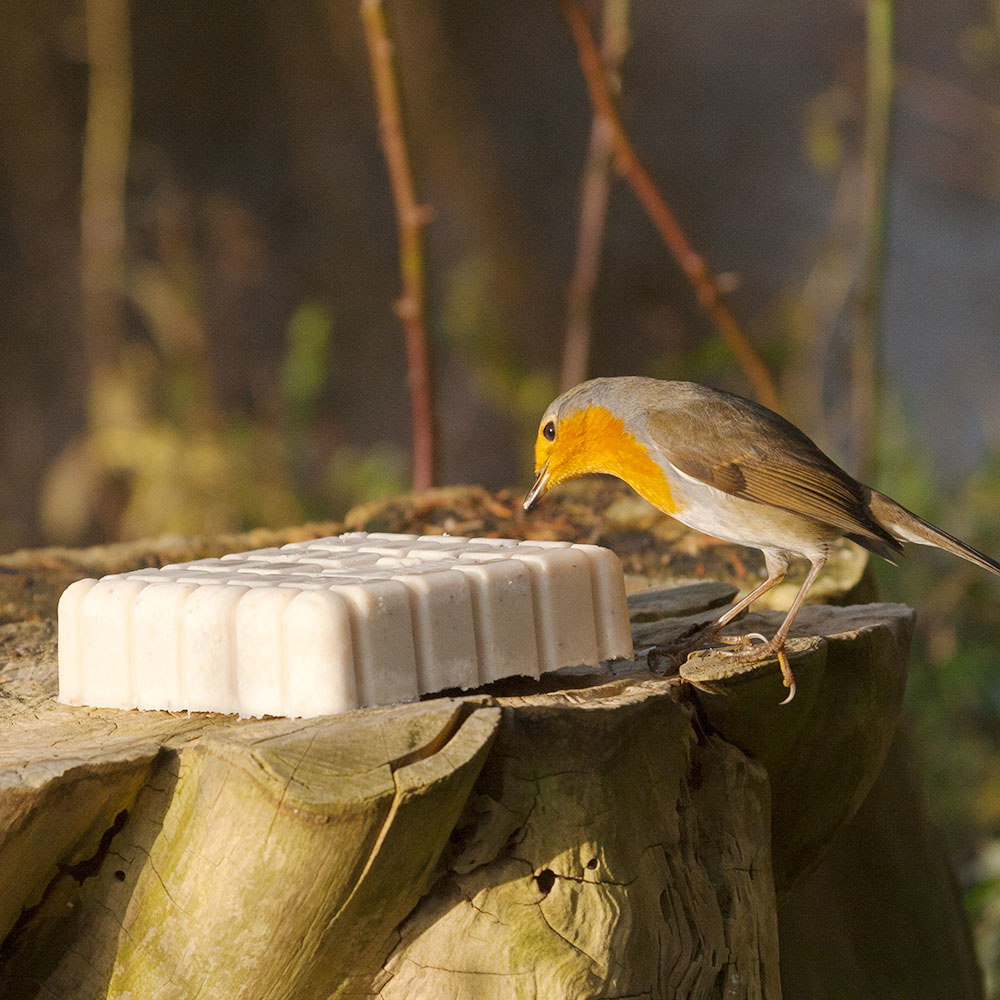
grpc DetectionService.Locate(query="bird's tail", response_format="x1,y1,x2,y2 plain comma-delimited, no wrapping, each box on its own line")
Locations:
869,489,1000,577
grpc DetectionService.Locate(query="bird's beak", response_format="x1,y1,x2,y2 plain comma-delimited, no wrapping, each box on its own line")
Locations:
523,463,550,511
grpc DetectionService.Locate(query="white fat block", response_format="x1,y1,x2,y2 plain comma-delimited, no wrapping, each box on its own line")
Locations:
233,563,326,577
57,578,98,705
235,587,297,717
572,544,634,662
303,554,383,569
393,544,467,561
79,578,149,709
181,584,248,713
390,568,479,694
282,590,357,716
132,581,199,710
58,532,634,718
329,580,419,707
508,547,599,672
451,559,540,683
123,569,185,584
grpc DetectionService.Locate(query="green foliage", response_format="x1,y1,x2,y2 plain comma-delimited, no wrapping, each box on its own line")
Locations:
441,252,557,465
325,443,408,514
282,302,333,431
857,395,1000,990
40,345,304,542
660,336,733,385
871,390,941,517
962,1,1000,71
874,416,1000,886
803,85,851,175
38,299,404,542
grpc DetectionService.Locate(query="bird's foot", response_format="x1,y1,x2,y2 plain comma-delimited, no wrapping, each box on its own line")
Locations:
647,619,724,675
647,624,797,704
646,643,686,675
704,633,797,705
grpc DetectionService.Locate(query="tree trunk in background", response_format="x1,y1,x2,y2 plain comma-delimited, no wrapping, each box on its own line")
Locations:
0,3,84,549
81,0,132,373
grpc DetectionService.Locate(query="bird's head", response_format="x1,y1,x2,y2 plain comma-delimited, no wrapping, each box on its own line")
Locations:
523,378,678,513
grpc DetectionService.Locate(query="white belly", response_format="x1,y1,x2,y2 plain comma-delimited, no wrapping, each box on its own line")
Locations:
666,469,838,560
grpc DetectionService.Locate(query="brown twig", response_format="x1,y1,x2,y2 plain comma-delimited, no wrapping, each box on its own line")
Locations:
785,157,861,446
561,0,631,391
360,0,436,490
562,116,613,392
849,0,894,480
81,0,132,373
559,0,780,412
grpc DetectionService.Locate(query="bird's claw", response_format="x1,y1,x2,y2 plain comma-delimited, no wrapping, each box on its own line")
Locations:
646,645,683,675
648,627,798,705
704,634,798,706
714,631,768,646
777,645,796,704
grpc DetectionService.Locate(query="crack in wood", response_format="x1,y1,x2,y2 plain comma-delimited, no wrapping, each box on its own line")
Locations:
536,900,605,972
0,804,131,969
262,728,319,852
388,699,491,772
59,808,130,885
317,703,497,950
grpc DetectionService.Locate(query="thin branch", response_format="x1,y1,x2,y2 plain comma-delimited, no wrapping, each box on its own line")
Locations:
785,162,861,444
360,0,436,490
81,0,132,374
849,0,894,480
562,116,613,392
559,0,780,412
561,0,631,391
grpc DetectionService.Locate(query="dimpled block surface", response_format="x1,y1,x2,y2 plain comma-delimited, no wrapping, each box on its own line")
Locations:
57,533,633,718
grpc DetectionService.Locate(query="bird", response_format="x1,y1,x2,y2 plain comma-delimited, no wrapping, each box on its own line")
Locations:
523,376,1000,703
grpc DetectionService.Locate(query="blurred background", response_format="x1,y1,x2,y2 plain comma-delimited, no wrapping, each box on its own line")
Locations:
3,0,1000,987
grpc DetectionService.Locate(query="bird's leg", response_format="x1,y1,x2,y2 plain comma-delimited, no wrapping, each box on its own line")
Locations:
703,551,790,638
646,553,787,672
708,549,790,646
712,554,828,704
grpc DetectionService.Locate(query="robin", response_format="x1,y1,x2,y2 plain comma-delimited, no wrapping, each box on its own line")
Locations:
523,376,1000,703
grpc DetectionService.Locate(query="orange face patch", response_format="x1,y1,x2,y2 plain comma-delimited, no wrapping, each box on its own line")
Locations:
534,405,678,514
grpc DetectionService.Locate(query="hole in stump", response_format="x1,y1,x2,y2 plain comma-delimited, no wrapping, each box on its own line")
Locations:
586,858,598,870
114,870,126,882
61,809,129,885
535,868,556,894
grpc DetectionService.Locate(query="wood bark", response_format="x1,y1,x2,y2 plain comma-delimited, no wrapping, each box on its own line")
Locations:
369,685,778,999
778,735,985,1000
2,688,499,998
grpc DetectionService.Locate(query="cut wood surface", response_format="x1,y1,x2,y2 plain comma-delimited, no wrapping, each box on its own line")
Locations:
0,485,983,998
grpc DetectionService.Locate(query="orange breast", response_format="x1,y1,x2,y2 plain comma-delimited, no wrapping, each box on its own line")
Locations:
548,405,679,515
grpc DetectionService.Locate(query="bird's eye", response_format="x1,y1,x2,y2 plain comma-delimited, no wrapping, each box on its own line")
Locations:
543,420,556,442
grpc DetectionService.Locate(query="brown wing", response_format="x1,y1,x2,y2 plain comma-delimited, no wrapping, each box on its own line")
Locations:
642,384,901,558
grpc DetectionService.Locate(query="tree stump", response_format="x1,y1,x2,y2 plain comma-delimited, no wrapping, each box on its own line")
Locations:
1,588,784,999
0,487,984,998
